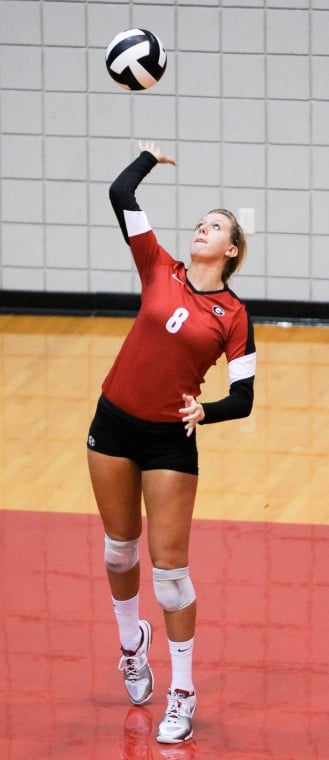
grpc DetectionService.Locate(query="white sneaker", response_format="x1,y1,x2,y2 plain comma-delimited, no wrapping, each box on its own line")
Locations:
157,689,197,744
119,620,154,705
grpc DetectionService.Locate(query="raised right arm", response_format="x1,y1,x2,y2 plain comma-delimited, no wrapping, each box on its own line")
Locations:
109,151,158,244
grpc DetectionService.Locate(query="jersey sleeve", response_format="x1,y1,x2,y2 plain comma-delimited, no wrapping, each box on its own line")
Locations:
109,151,175,276
109,151,158,243
200,308,256,424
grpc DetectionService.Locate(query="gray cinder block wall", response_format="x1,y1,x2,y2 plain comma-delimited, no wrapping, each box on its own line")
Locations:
0,0,328,306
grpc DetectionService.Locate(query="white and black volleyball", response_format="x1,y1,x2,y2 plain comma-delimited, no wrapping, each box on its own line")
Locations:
105,28,167,91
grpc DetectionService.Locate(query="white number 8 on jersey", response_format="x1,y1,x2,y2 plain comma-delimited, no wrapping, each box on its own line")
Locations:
166,307,189,334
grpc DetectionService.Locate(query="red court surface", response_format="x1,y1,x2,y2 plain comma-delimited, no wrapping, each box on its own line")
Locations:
1,510,329,760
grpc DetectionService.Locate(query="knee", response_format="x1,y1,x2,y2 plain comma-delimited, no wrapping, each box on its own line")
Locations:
104,534,139,574
152,566,196,612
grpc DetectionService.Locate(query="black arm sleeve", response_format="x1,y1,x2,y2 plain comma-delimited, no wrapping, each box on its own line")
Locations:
109,151,158,243
199,377,254,424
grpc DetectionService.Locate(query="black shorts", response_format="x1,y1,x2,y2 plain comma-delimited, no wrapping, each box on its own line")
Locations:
87,395,198,475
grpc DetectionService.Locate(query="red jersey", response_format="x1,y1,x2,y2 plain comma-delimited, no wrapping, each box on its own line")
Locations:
102,209,255,422
102,151,255,423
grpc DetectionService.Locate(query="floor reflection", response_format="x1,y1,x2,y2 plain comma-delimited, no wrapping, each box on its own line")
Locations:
1,510,328,759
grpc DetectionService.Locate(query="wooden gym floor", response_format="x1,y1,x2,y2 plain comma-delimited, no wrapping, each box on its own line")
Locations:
0,314,328,759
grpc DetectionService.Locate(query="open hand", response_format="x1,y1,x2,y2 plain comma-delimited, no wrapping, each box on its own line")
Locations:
139,140,177,166
179,394,205,437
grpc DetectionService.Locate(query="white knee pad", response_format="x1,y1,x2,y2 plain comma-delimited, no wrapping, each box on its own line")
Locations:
152,566,196,612
104,534,139,574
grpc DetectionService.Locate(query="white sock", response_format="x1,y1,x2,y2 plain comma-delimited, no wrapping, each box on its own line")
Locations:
168,637,195,694
112,593,141,653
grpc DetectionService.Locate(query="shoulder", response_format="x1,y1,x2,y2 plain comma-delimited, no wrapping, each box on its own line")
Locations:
224,285,245,306
223,287,253,320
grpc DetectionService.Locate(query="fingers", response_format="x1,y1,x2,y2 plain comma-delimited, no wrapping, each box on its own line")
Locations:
163,155,177,166
179,394,205,436
138,140,177,166
138,139,156,155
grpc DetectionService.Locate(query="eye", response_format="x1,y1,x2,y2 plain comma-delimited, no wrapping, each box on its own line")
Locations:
213,223,220,230
194,222,202,230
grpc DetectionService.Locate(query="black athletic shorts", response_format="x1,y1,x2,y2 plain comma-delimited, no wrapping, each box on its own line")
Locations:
87,395,198,475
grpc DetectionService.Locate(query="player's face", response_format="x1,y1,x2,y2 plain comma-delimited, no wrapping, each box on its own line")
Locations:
190,213,236,262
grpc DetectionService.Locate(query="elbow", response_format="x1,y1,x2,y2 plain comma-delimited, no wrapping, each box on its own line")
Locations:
236,396,253,419
241,385,254,418
109,182,118,204
244,395,254,418
231,379,254,419
109,177,124,206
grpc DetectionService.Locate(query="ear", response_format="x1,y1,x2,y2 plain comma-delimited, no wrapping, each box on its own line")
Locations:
225,244,238,259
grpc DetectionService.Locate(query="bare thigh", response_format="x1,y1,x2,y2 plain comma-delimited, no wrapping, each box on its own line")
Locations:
142,469,198,569
87,449,142,540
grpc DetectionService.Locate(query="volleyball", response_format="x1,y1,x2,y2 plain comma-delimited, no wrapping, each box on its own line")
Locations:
105,28,167,91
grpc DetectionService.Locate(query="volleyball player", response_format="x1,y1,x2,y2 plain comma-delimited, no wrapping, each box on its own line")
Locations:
87,142,256,744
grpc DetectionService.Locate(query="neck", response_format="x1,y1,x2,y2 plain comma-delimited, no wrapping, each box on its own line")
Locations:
186,262,224,292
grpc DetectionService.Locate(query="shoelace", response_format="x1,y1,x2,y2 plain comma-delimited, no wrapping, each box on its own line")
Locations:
119,655,143,679
167,692,195,720
167,696,183,718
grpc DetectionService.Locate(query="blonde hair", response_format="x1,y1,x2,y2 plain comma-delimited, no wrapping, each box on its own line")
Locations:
208,209,247,285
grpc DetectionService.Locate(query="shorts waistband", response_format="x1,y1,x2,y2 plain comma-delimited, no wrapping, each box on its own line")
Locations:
99,394,184,432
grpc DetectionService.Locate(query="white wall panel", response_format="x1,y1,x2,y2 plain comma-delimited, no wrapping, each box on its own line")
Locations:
0,0,327,304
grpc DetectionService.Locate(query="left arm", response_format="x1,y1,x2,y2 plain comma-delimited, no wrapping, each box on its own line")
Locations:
180,378,254,436
180,309,256,435
199,376,254,423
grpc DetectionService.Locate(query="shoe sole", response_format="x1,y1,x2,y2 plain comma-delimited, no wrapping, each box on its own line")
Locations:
156,728,194,744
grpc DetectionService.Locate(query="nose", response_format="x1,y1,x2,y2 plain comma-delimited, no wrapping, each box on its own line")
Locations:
199,222,207,234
